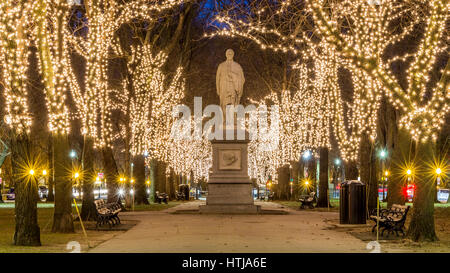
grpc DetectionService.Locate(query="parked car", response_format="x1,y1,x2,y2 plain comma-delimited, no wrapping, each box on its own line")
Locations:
6,188,15,200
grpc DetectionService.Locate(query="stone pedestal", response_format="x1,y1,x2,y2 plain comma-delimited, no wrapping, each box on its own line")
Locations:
199,129,260,214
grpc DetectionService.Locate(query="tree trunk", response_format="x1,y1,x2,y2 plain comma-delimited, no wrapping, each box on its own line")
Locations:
344,160,358,180
46,135,54,202
166,170,173,199
103,146,119,203
406,139,438,242
308,157,317,193
291,161,300,200
317,147,329,207
51,134,74,233
359,133,378,213
12,135,41,246
80,137,96,221
134,154,149,205
388,129,410,207
276,164,290,200
149,158,156,203
123,156,132,209
169,168,176,199
157,161,167,194
378,97,403,206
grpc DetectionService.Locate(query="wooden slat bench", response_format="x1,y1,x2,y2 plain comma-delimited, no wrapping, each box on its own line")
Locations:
94,199,122,230
155,191,168,204
370,204,410,237
299,192,316,209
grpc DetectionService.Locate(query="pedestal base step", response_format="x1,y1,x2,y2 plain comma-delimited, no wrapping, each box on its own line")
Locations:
199,204,261,214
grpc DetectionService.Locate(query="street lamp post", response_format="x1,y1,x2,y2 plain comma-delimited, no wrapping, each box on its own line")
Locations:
383,171,389,201
334,159,341,198
130,178,135,211
304,179,310,195
378,149,387,202
96,176,101,199
406,168,413,202
0,168,3,203
266,176,272,201
73,172,80,199
436,168,442,203
42,169,48,200
289,165,293,199
303,151,311,195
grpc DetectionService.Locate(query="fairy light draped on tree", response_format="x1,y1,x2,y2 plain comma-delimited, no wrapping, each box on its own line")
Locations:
112,40,187,177
305,42,382,162
67,0,188,148
0,1,33,134
247,104,281,185
147,64,185,161
33,0,71,135
207,0,448,163
307,0,449,143
166,130,212,183
120,46,168,156
294,53,332,153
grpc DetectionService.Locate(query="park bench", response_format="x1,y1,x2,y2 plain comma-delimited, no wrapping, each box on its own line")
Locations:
94,199,122,229
299,192,316,209
155,191,168,204
369,204,410,237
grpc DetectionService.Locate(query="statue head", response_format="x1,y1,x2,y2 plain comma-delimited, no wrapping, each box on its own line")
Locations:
225,49,234,61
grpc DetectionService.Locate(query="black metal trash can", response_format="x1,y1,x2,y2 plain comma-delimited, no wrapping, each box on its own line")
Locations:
339,181,350,224
340,180,366,224
179,184,190,201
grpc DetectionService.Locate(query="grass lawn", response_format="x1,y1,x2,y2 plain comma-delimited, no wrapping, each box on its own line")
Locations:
0,200,182,253
0,204,124,253
0,201,182,253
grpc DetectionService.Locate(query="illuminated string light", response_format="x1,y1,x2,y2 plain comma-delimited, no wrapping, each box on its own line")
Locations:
307,0,449,143
67,0,188,148
0,1,33,134
33,0,70,135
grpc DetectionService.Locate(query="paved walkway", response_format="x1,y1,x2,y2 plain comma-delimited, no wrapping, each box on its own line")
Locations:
90,201,370,253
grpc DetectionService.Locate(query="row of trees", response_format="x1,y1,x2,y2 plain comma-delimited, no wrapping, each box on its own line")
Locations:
0,0,201,246
208,0,449,241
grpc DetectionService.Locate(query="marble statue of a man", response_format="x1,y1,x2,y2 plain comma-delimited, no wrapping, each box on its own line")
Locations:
216,49,245,112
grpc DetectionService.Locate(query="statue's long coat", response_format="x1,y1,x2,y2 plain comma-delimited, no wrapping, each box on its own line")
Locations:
216,60,245,109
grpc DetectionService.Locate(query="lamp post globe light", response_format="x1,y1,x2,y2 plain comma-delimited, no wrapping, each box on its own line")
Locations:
303,150,311,160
